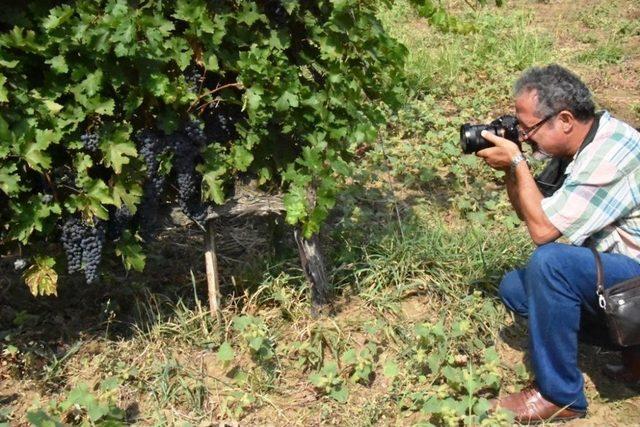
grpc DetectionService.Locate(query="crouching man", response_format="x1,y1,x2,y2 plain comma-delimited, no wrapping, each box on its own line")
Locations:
477,64,640,423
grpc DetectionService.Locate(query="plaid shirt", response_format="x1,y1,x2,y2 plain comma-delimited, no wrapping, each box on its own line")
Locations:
541,111,640,261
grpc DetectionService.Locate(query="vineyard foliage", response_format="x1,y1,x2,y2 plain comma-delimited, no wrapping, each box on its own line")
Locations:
0,0,409,294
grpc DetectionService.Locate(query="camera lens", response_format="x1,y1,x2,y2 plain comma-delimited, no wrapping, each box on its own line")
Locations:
460,124,493,154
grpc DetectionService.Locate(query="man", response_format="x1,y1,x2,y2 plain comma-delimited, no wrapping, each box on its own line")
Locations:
477,64,640,423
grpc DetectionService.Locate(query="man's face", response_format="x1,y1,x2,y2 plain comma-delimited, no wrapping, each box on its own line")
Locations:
515,90,565,158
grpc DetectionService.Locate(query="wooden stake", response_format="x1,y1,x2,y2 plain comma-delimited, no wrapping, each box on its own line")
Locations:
204,219,222,322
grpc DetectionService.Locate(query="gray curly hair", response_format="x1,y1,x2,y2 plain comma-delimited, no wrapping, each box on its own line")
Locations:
514,64,595,121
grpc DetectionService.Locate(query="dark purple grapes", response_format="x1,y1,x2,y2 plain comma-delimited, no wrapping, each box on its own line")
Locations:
169,131,207,224
60,217,105,283
202,104,242,144
135,129,170,237
81,223,105,284
184,119,207,145
81,131,100,152
185,66,203,93
107,205,133,240
61,217,84,274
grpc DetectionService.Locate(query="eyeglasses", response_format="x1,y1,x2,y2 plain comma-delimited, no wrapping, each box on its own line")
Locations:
518,112,558,141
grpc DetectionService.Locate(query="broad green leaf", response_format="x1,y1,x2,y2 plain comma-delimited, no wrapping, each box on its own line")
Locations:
236,3,264,26
202,169,226,204
99,376,122,392
42,5,74,31
283,185,307,225
23,256,57,297
274,90,299,111
206,54,219,71
249,336,264,351
10,197,61,243
0,164,22,195
43,100,63,113
103,140,137,174
231,146,253,171
217,342,235,363
115,233,146,271
382,359,399,378
45,55,68,73
22,129,59,171
329,386,349,403
111,178,142,212
341,349,357,365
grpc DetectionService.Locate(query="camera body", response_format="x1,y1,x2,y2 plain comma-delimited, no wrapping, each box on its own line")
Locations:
459,115,520,154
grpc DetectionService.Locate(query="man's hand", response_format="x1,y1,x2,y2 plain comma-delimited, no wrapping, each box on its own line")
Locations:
476,130,521,171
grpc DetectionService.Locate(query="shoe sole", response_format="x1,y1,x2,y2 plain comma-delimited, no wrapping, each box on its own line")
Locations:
515,412,586,425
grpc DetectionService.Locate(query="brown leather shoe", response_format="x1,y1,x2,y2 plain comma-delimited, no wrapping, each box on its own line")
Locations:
491,385,585,424
603,346,640,385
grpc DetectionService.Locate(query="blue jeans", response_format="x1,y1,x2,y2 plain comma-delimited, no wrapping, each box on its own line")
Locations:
499,243,640,412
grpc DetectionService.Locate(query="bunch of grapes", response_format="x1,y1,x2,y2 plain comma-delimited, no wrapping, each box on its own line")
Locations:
136,129,169,192
184,119,207,145
202,104,242,144
81,131,100,152
61,217,105,284
135,129,170,239
81,223,105,284
184,66,203,93
61,217,84,274
169,130,207,224
106,205,133,240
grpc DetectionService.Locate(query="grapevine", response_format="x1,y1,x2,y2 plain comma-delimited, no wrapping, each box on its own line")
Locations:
0,0,408,295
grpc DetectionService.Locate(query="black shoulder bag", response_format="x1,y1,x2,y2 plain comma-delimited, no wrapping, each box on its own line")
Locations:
590,246,640,347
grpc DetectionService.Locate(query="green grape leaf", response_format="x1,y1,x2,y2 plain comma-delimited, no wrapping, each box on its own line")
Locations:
0,164,22,195
0,74,8,103
42,5,74,31
236,3,264,26
10,197,61,243
202,169,226,204
86,96,115,116
206,54,219,71
115,232,146,271
283,185,307,225
231,146,253,171
111,178,142,212
22,129,60,171
103,137,137,174
43,100,64,113
45,55,68,73
23,256,57,297
274,90,299,111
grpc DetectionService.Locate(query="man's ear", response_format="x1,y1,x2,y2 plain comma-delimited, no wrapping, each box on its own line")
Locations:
557,110,575,133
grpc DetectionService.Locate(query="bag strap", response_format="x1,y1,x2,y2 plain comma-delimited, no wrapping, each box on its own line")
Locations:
589,245,607,309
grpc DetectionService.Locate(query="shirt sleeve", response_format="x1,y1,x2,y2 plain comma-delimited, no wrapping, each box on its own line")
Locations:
541,159,634,246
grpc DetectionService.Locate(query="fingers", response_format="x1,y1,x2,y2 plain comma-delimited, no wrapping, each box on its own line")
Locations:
480,130,505,146
476,146,499,158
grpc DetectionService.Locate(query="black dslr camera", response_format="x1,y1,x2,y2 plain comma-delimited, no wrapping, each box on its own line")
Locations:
459,115,520,154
